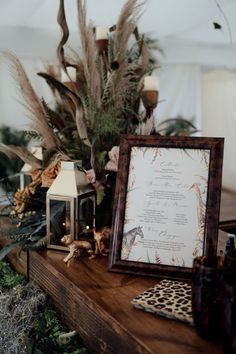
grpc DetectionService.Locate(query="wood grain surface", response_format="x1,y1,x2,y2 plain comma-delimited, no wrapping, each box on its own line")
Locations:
29,250,223,354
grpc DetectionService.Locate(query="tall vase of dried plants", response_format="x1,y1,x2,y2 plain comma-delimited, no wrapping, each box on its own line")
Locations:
0,0,157,222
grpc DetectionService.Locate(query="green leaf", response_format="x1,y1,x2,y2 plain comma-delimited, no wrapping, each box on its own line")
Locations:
97,151,107,164
0,260,26,287
96,190,105,206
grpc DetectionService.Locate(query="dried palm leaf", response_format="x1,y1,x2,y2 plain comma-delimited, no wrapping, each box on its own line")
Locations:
57,0,69,71
0,143,42,168
67,92,91,148
37,72,76,120
4,52,59,150
37,70,60,94
41,98,66,132
37,72,73,97
45,62,60,80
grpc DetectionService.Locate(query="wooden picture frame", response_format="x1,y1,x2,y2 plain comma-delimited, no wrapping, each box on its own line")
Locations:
108,135,224,280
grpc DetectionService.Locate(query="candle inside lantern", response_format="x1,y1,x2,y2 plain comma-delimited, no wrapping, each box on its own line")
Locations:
95,26,109,40
143,76,158,91
61,67,77,83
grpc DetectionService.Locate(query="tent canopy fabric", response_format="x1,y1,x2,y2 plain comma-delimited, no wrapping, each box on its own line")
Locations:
0,0,235,67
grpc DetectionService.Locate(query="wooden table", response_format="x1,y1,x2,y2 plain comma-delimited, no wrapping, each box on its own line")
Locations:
27,250,223,354
29,189,235,354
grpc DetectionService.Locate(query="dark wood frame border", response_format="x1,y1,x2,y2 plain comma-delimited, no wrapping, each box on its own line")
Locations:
108,135,224,280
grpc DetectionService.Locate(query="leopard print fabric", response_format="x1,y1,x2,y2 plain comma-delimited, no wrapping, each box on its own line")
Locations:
131,279,193,325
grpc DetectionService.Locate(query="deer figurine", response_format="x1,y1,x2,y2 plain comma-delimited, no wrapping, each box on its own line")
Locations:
93,226,111,256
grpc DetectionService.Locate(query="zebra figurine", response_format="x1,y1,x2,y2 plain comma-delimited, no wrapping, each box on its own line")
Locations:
121,226,144,260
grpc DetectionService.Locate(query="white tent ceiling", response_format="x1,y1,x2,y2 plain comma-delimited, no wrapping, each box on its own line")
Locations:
0,0,235,67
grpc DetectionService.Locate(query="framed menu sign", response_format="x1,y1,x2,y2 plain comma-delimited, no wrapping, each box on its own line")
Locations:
108,135,224,279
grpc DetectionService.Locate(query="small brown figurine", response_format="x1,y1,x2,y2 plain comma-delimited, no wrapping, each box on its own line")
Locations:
93,226,111,256
61,234,95,265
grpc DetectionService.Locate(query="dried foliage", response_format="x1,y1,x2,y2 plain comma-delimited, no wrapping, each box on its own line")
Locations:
57,0,70,71
77,0,102,104
0,193,67,260
0,282,46,354
0,143,42,168
4,52,59,151
0,126,32,194
114,0,142,61
0,261,88,353
2,1,195,185
2,0,158,177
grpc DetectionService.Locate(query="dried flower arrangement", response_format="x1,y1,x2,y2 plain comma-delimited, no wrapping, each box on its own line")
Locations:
3,0,157,193
0,0,197,258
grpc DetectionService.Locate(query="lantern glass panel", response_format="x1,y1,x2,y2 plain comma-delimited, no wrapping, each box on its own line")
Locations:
49,199,72,245
78,195,95,233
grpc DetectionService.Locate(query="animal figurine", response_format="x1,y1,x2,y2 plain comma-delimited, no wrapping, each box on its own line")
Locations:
93,226,111,256
61,234,95,265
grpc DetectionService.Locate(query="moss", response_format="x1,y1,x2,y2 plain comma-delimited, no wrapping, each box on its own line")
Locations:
29,307,89,354
0,260,26,289
0,260,89,354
